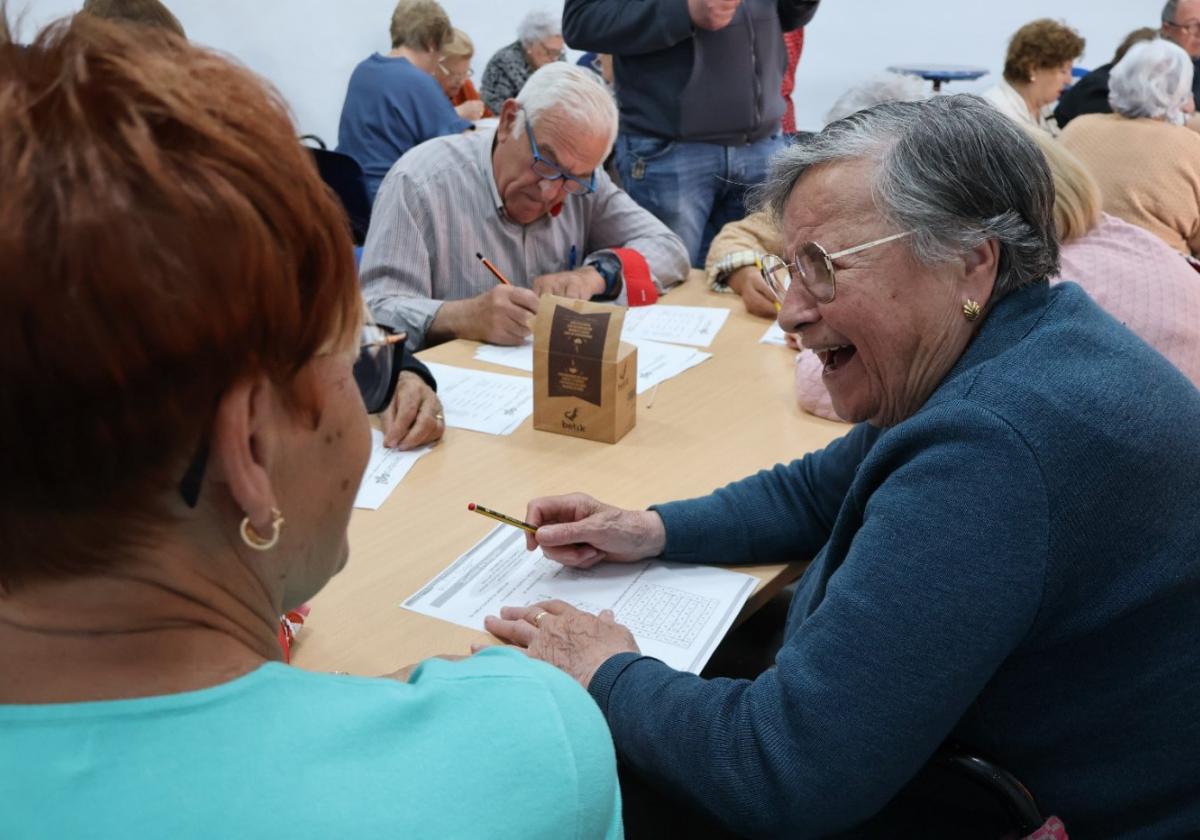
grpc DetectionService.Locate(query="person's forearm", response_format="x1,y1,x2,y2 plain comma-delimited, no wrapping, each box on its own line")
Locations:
427,298,475,344
563,0,695,55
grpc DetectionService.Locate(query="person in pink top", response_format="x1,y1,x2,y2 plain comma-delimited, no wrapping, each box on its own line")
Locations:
787,121,1200,421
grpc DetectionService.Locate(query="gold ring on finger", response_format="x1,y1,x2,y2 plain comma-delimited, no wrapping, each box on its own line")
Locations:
532,610,549,629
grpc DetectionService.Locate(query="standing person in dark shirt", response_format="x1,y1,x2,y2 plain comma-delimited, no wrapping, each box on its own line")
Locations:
563,0,820,268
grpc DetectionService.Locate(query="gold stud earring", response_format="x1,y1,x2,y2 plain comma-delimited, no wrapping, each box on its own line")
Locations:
962,300,982,322
240,507,285,551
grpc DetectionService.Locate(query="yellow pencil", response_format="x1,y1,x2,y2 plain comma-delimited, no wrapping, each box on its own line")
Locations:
467,502,536,533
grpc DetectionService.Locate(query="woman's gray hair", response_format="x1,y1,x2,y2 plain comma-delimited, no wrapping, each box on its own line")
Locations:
823,73,930,126
517,9,561,48
755,95,1059,299
1108,38,1194,125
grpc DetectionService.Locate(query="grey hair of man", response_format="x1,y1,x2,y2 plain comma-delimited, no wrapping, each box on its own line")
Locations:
755,95,1059,300
512,62,618,150
1108,38,1194,125
823,72,930,126
517,9,561,48
1163,0,1178,24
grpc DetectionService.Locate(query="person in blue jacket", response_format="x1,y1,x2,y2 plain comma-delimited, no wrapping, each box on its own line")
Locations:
487,96,1200,837
336,0,470,204
563,0,821,267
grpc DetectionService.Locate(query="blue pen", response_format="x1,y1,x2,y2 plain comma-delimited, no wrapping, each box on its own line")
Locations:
567,244,577,270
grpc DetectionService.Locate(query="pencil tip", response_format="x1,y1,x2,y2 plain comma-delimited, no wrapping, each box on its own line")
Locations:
474,252,483,260
467,502,476,511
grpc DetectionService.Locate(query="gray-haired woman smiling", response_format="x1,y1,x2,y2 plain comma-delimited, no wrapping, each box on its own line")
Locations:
485,95,1200,836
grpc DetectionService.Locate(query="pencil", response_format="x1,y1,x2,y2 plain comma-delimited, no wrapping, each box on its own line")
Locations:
475,252,512,286
468,502,536,533
363,333,407,350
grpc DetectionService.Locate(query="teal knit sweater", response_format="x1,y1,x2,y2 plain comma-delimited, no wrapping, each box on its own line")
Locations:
589,281,1200,837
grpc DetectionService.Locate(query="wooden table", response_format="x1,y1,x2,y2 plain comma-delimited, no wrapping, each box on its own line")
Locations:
292,273,847,674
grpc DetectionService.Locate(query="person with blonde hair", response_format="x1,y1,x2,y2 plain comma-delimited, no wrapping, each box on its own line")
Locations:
982,18,1085,134
1061,38,1200,255
336,0,470,204
435,28,490,121
1031,129,1200,386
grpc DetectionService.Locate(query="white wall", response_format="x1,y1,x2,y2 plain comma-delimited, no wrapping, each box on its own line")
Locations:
13,0,1156,141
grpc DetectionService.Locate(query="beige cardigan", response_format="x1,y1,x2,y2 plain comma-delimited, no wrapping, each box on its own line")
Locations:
1060,113,1200,256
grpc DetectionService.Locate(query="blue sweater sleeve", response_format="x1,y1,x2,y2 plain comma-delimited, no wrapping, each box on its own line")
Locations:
408,74,471,140
652,422,881,566
563,0,696,55
590,402,1051,836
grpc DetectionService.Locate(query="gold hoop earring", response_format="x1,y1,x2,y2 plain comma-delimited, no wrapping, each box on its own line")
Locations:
962,300,982,322
240,508,285,551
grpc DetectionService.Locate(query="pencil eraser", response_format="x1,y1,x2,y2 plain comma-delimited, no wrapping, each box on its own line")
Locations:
467,502,476,511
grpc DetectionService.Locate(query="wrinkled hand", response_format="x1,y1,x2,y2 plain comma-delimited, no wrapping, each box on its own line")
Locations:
532,267,606,300
471,284,540,345
455,99,486,121
381,371,445,449
525,492,667,568
687,0,741,30
482,601,639,688
384,654,466,682
727,265,780,318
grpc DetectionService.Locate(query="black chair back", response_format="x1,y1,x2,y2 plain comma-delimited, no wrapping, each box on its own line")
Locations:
300,136,371,245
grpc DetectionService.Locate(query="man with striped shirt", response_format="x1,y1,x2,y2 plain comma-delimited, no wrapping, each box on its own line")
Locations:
360,63,689,350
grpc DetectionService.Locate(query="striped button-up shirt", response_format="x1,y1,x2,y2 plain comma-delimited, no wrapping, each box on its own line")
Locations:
359,128,689,349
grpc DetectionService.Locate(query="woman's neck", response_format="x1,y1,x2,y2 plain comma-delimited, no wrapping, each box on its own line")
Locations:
1009,79,1041,121
0,545,283,704
388,45,434,74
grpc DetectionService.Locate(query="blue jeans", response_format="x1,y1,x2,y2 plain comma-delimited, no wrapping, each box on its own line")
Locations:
615,132,785,268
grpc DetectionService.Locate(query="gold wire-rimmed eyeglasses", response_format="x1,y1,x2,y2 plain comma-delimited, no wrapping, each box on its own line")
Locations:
760,231,914,304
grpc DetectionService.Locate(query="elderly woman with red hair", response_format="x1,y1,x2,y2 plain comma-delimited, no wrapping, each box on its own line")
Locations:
0,15,619,838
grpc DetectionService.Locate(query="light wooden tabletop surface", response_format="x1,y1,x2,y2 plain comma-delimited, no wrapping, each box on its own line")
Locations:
292,272,847,675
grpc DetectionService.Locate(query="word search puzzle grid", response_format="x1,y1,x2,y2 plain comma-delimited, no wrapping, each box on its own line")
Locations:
617,583,717,649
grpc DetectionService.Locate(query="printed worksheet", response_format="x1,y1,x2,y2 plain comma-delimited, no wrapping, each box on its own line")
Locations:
353,429,433,510
402,525,757,673
423,362,533,436
474,337,711,395
760,322,789,346
620,305,730,348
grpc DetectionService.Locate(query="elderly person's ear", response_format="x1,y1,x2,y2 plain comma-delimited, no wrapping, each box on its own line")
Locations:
208,376,281,536
498,99,521,138
961,238,1001,313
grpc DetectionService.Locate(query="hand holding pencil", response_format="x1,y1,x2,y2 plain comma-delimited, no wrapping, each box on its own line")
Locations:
458,253,537,345
521,493,668,569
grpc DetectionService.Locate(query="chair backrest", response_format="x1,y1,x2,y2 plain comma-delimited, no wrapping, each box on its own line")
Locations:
302,142,371,246
932,746,1045,835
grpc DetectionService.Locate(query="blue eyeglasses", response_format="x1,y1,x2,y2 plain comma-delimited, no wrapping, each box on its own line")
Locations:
523,112,596,196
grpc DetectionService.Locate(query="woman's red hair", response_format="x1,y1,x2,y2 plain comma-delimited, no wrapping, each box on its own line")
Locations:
0,15,360,586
